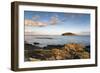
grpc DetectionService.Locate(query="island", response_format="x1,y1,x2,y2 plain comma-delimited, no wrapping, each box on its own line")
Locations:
62,32,77,36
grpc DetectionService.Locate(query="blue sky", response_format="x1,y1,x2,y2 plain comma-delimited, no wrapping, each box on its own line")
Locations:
24,11,90,35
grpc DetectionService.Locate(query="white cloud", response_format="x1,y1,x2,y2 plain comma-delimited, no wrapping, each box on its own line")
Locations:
32,16,40,21
24,19,47,27
49,15,60,25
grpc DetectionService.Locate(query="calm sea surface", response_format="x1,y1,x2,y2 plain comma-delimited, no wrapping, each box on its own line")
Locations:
25,35,90,47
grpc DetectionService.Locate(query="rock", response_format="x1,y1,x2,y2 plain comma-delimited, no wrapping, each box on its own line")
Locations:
80,51,90,59
25,42,90,61
29,57,40,61
51,48,66,60
63,43,89,59
62,49,72,59
34,42,40,45
64,43,85,52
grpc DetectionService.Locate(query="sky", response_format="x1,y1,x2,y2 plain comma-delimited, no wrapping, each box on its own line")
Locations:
24,11,90,35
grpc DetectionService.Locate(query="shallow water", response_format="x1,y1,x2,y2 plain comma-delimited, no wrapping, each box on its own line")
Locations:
25,35,90,47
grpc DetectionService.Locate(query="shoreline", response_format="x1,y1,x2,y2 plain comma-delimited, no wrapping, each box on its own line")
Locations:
24,42,90,61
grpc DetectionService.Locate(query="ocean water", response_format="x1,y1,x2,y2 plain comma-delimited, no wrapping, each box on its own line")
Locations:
25,35,90,47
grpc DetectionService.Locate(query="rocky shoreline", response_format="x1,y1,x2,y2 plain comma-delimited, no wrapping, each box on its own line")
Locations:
24,42,90,61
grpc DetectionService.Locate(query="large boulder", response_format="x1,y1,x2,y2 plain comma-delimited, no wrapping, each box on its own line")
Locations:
51,48,66,60
63,43,89,59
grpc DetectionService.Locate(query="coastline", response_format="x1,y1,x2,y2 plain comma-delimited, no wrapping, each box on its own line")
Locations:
24,42,90,61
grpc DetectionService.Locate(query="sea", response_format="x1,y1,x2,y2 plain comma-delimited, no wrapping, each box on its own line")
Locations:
25,35,90,47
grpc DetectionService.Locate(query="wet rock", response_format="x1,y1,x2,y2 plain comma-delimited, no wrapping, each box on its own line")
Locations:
34,42,40,45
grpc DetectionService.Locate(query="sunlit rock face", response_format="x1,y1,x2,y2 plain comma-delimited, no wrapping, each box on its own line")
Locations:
50,43,90,60
25,42,90,61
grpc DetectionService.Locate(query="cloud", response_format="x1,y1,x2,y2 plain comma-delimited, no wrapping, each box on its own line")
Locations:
49,15,68,25
25,19,47,27
32,16,40,21
49,15,60,25
25,14,68,27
